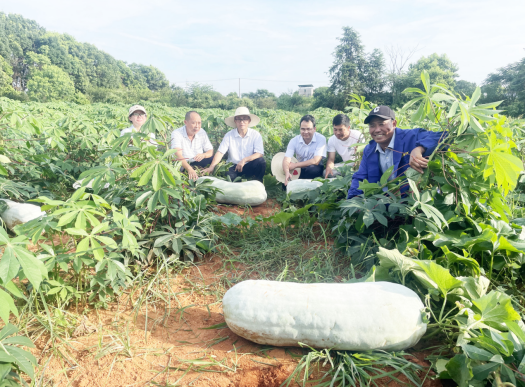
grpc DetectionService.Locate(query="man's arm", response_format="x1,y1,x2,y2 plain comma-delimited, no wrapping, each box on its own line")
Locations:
409,130,448,173
235,152,263,172
193,148,213,162
176,149,199,180
325,152,336,178
202,151,225,175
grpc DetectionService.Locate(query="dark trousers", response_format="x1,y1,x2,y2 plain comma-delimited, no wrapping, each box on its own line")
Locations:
181,156,214,172
226,157,266,182
299,164,324,179
191,156,213,168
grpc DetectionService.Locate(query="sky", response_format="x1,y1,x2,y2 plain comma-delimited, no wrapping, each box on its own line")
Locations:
1,0,524,96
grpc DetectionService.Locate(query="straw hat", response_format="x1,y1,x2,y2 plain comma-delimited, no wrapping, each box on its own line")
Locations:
271,152,301,183
224,107,260,128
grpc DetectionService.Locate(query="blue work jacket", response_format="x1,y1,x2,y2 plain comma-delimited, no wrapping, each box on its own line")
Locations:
347,128,447,199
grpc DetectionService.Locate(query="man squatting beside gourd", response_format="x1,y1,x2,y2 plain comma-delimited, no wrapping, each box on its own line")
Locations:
325,113,365,178
170,111,214,180
120,105,157,145
202,107,265,182
282,115,327,186
347,105,447,199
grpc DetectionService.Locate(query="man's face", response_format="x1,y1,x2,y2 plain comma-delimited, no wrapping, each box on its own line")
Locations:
129,110,147,127
300,120,316,142
333,124,351,141
234,115,251,131
368,117,396,147
184,113,202,134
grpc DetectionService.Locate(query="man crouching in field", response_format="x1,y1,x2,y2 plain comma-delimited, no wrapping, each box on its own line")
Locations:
282,115,327,186
202,107,265,182
347,106,447,199
171,111,214,180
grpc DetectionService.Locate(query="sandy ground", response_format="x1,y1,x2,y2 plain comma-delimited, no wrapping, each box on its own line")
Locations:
26,200,443,387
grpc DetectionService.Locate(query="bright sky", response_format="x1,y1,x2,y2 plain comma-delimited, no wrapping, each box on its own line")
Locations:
2,0,524,96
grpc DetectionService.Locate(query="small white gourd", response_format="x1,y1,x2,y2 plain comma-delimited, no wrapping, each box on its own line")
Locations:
223,280,427,351
286,179,323,195
197,177,267,206
0,199,46,230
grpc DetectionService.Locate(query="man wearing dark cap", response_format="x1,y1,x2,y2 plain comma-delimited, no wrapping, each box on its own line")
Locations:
347,106,447,199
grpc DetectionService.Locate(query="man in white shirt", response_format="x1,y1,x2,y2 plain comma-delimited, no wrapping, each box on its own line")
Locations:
202,107,265,182
171,111,214,180
120,105,157,145
325,114,365,178
282,115,327,185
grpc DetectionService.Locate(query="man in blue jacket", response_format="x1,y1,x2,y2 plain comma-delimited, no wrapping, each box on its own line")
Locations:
347,106,447,199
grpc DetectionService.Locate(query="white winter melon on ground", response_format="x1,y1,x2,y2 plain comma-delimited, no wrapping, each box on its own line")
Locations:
286,179,323,195
0,199,46,230
197,177,267,206
223,280,426,351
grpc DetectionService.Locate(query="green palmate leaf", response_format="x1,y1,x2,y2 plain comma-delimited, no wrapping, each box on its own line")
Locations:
445,354,473,387
471,291,520,324
414,261,462,296
0,289,18,323
376,248,434,286
461,345,493,361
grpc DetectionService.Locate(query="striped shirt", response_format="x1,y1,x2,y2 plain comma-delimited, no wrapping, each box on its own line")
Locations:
285,132,327,162
170,126,213,162
375,131,396,181
218,128,264,164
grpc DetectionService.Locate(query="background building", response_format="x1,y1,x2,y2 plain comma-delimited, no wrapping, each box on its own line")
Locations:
298,84,314,97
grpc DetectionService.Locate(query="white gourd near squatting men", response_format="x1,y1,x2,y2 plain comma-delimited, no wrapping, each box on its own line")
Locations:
0,199,46,230
223,280,427,351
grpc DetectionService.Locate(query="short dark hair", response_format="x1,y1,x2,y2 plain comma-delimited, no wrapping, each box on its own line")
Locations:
300,114,316,127
185,111,200,121
332,114,350,127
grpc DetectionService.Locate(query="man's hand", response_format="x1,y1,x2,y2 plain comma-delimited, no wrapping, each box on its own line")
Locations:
186,167,199,181
409,146,428,174
193,153,205,162
289,162,297,171
325,166,333,178
201,166,214,175
235,159,246,172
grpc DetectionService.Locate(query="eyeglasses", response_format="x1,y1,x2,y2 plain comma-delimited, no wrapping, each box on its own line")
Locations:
234,117,250,122
131,112,146,117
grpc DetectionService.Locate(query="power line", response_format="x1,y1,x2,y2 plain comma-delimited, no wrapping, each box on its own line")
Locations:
172,77,328,85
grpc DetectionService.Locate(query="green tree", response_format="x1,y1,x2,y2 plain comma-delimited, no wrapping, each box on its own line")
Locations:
406,53,458,89
27,64,75,102
454,80,477,98
129,64,169,91
482,56,525,117
0,54,13,94
329,27,386,109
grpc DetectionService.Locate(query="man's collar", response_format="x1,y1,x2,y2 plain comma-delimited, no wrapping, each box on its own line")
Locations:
375,131,396,152
234,128,250,138
299,133,316,145
182,126,189,138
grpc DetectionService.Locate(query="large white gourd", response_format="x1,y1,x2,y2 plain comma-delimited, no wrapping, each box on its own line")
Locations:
223,280,426,351
197,177,267,206
286,179,323,195
0,199,46,230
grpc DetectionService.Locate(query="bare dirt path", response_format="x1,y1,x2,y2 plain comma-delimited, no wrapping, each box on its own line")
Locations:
30,201,442,387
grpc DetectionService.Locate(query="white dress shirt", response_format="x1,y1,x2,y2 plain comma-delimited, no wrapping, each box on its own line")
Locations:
217,128,264,164
285,132,327,162
170,126,213,162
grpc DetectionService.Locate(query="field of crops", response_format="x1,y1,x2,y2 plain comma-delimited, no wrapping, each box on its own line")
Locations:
1,72,525,386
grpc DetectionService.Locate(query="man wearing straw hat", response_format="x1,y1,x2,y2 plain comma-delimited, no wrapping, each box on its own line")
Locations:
281,115,327,186
170,111,214,180
202,107,265,182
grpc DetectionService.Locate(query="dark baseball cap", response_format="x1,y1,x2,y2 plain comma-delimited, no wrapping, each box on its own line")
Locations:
364,106,396,124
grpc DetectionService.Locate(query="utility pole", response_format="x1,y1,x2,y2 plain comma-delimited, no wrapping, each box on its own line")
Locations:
238,78,241,99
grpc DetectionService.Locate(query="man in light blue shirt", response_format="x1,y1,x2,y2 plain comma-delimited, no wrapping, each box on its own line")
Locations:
282,115,327,185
